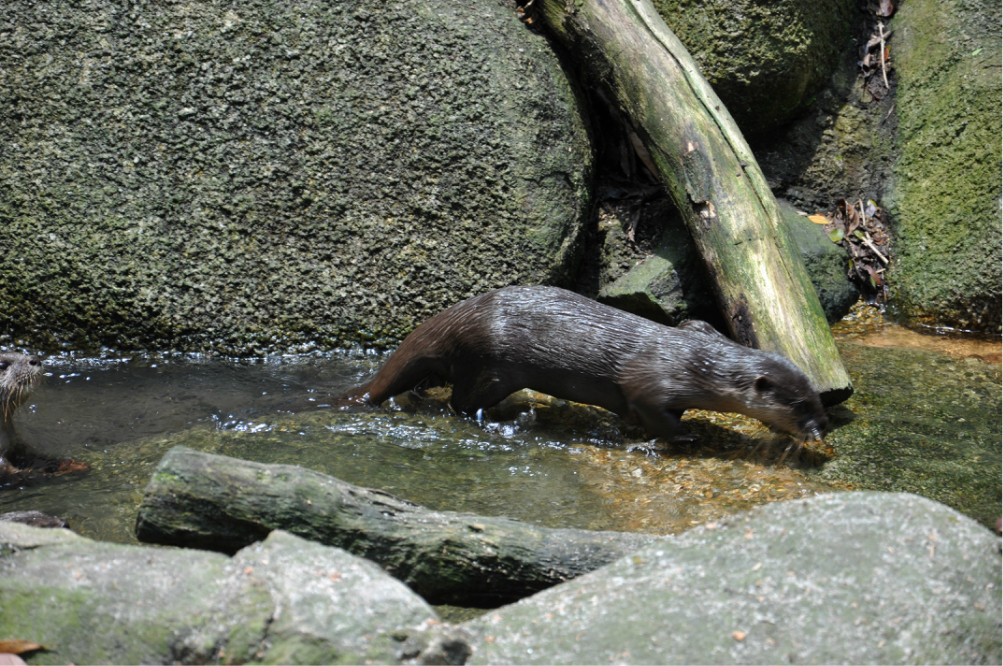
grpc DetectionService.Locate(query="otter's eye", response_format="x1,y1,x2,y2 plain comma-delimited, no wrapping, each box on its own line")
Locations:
0,362,8,371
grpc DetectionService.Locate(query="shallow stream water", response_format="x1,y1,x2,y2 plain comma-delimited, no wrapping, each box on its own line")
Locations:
1,306,999,543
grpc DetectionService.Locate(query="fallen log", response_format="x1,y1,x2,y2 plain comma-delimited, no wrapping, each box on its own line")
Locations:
135,446,662,607
534,0,852,403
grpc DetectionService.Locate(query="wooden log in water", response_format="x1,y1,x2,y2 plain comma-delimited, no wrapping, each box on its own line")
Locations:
135,446,662,607
534,0,852,403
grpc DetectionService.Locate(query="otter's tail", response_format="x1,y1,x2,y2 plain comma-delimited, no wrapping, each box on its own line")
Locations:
340,350,450,408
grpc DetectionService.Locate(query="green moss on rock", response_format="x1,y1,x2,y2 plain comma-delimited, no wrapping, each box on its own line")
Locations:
651,0,856,138
887,0,1002,332
0,525,438,664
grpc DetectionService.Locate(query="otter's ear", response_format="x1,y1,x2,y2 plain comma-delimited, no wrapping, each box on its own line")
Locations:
754,375,773,393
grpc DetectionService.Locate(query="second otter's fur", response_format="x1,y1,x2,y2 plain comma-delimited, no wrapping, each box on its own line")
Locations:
343,286,828,440
0,352,43,476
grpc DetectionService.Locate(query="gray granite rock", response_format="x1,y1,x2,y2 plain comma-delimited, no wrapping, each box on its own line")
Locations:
0,526,438,665
0,0,592,355
452,492,1001,664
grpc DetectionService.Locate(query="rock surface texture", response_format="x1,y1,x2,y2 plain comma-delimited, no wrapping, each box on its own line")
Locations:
652,0,856,138
887,0,1002,333
597,199,857,326
453,492,1001,665
0,0,592,355
0,524,437,664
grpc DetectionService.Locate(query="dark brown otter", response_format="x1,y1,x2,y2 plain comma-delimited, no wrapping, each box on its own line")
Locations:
343,286,828,440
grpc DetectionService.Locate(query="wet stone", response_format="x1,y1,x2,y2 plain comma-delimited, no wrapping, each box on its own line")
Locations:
0,524,438,665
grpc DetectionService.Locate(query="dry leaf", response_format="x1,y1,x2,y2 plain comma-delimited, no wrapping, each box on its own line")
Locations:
0,641,43,655
808,215,829,225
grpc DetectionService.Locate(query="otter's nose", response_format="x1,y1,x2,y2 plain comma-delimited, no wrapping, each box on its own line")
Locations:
28,356,40,366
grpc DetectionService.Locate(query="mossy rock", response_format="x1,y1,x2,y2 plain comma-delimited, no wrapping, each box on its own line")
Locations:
0,525,437,664
652,0,856,138
594,200,856,326
777,200,859,324
886,0,1002,333
0,0,592,355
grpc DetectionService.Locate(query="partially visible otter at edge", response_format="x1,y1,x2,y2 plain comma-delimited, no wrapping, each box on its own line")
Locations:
0,352,87,478
343,286,828,444
0,352,43,476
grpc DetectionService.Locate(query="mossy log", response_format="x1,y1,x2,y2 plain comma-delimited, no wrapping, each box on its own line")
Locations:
536,0,852,403
135,446,661,607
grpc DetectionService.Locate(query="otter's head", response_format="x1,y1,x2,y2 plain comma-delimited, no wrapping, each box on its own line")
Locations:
740,352,828,440
0,353,43,421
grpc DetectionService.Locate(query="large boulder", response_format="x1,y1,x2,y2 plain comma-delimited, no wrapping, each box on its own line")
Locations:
652,0,857,138
885,0,1002,333
0,524,438,664
452,492,1001,664
0,0,592,355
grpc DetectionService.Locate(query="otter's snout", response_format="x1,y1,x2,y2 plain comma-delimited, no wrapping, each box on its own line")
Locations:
0,353,43,415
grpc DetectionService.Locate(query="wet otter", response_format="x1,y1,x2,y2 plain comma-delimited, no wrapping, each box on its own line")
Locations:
0,353,43,475
343,286,828,440
0,353,87,478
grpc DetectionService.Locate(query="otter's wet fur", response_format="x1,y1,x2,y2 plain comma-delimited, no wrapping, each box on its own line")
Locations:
0,352,43,475
344,286,828,440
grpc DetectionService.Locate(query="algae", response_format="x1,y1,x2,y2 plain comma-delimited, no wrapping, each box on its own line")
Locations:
651,0,856,138
812,341,1001,529
886,0,1002,333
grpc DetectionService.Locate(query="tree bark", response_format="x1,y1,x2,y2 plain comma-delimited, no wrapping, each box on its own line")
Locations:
136,446,661,607
536,0,852,403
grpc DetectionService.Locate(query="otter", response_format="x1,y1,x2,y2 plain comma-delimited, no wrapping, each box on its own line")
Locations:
343,286,828,440
0,352,43,476
0,352,87,478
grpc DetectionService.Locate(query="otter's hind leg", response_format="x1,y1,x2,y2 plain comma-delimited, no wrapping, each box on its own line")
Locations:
627,398,683,440
448,365,519,415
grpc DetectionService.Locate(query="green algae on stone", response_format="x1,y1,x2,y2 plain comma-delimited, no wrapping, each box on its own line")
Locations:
0,532,270,665
812,342,1001,530
650,0,856,138
886,0,1002,333
0,0,592,356
596,212,713,326
0,524,438,665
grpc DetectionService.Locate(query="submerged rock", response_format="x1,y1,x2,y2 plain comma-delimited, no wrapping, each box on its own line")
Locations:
0,524,437,664
449,492,1001,665
0,511,69,530
812,341,1001,531
0,0,592,355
